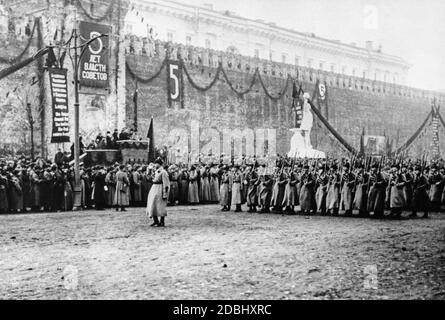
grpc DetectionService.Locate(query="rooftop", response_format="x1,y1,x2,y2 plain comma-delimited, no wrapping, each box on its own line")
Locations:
142,0,410,68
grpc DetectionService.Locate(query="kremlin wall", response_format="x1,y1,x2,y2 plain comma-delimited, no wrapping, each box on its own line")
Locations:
1,0,444,159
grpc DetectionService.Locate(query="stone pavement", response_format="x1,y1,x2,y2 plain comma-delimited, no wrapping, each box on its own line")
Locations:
0,205,444,300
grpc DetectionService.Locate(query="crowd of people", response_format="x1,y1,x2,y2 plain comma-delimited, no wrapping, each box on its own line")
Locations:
0,153,443,220
84,128,145,151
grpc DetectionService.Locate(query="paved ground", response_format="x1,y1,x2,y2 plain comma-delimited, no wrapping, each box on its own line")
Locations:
0,205,444,300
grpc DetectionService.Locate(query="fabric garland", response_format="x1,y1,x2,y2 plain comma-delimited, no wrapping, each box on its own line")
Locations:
126,55,436,157
395,110,433,154
125,59,167,84
220,67,259,97
127,57,292,101
258,72,291,101
183,62,222,92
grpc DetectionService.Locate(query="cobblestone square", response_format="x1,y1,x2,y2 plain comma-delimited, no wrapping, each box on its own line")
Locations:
1,206,444,300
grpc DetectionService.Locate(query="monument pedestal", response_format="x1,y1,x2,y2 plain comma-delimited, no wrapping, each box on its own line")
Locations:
287,129,326,159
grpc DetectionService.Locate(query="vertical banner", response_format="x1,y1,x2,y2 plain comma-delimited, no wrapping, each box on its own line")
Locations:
292,82,303,128
431,108,440,159
313,80,328,120
167,60,184,108
49,68,70,143
79,21,111,88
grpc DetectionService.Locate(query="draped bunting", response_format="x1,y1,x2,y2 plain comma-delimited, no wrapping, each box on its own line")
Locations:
307,99,357,154
0,21,37,65
395,110,433,154
126,58,291,101
75,0,117,22
183,62,222,92
220,68,259,96
125,59,168,84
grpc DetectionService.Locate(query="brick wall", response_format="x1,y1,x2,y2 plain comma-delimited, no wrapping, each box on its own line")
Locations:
125,42,445,159
2,0,444,160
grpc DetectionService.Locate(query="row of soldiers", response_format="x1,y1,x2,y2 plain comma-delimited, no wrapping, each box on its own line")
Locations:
165,157,437,219
0,156,441,218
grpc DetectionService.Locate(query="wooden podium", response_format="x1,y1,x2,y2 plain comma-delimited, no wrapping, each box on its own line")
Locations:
84,140,150,166
117,140,150,163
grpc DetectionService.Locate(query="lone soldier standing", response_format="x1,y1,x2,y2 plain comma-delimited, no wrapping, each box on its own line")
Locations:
146,158,170,227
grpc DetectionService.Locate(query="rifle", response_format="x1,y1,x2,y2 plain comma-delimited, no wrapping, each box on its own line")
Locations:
378,156,384,175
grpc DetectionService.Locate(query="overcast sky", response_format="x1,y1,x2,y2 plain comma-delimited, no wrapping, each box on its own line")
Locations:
180,0,445,91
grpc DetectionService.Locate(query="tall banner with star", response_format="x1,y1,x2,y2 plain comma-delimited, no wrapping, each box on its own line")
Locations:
79,21,111,88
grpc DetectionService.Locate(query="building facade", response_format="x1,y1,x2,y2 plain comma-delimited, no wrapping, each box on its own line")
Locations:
124,0,410,85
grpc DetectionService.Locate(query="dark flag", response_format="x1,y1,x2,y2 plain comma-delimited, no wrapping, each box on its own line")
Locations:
312,79,329,120
133,82,138,132
147,117,155,162
292,81,303,128
59,50,67,69
45,47,57,69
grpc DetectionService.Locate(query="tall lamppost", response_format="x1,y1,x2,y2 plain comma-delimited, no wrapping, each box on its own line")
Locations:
68,25,108,210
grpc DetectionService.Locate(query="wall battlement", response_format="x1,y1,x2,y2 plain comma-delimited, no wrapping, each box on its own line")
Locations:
124,36,445,104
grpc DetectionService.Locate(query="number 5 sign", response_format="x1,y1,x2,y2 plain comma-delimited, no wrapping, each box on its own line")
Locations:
167,60,184,108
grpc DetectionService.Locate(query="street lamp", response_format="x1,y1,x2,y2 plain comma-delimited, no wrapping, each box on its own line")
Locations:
69,26,109,210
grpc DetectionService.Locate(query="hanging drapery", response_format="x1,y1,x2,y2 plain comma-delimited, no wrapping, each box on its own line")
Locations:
307,99,357,154
395,109,433,154
126,59,292,101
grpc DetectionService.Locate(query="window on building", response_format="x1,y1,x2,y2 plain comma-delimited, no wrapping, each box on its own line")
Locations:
363,71,366,78
269,51,274,61
281,53,287,63
307,59,313,68
205,39,211,49
167,32,173,42
330,64,335,73
186,35,192,46
254,49,259,59
319,61,324,70
295,56,300,66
